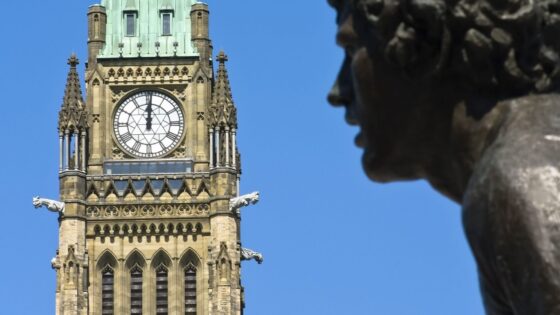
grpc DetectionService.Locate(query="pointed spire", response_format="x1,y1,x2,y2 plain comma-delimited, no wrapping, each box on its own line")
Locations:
62,54,84,110
59,54,87,131
210,51,237,128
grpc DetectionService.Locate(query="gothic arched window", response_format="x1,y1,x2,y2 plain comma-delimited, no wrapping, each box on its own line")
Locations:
155,265,169,315
184,265,197,315
130,266,143,314
101,266,115,315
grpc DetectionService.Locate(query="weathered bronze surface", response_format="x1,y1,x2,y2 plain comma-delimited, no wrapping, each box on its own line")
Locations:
328,0,560,313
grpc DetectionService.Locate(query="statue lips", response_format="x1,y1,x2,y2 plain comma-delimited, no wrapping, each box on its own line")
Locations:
328,65,364,149
355,131,365,148
343,100,365,148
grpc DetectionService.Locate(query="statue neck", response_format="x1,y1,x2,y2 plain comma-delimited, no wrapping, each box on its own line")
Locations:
426,101,508,203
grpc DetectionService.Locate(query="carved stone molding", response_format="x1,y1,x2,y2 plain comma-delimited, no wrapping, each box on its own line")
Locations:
89,220,206,238
86,203,211,219
105,65,191,85
86,177,212,201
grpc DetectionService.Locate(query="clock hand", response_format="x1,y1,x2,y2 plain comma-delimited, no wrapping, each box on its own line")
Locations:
146,92,153,131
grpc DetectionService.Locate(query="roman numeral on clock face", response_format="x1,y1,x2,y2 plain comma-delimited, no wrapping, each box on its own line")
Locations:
120,132,133,142
170,121,181,126
132,142,141,152
167,132,179,141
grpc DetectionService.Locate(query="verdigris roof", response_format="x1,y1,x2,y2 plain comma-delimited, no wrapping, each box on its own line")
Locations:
97,0,201,59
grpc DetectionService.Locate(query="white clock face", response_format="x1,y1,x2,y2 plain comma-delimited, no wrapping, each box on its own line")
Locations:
114,91,184,158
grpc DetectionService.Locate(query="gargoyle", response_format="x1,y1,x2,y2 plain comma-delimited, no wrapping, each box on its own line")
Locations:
241,247,263,264
229,192,260,215
32,196,65,214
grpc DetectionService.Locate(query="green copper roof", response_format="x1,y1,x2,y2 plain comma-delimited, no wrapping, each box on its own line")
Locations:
97,0,201,59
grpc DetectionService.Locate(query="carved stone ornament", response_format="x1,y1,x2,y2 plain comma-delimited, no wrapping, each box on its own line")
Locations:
32,196,65,214
241,248,263,264
85,203,211,219
51,250,61,270
91,221,204,237
112,146,125,160
106,66,190,85
111,89,127,103
229,191,260,215
170,146,191,158
172,88,187,101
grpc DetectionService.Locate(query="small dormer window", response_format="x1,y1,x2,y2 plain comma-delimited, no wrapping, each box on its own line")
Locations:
162,13,172,36
125,13,136,37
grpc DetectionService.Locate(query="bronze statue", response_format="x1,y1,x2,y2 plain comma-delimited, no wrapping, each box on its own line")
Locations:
327,0,560,313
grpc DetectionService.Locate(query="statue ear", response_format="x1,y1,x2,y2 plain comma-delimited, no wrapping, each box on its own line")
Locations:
381,0,449,75
385,23,417,68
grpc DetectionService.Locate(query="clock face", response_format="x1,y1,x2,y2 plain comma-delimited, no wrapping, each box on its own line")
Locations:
114,91,184,158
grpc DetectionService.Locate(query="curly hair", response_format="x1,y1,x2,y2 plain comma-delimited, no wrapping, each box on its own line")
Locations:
352,0,560,99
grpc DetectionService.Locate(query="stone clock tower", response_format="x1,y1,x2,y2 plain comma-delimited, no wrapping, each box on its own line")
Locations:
39,1,263,315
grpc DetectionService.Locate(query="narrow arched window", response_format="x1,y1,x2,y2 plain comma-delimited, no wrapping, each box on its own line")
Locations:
130,266,143,314
94,14,100,38
155,266,168,315
184,265,197,314
101,266,114,315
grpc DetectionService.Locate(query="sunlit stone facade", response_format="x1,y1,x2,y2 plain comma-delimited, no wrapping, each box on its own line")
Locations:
52,1,248,314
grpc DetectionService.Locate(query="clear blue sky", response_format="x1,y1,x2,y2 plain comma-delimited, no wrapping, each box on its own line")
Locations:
0,1,484,314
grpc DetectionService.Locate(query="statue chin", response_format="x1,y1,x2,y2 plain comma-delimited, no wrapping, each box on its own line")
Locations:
361,148,422,183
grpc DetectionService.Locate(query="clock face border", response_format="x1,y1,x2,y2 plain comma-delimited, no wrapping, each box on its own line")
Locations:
112,89,186,159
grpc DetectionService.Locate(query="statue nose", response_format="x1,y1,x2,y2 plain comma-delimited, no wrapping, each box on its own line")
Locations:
328,81,346,106
328,57,354,107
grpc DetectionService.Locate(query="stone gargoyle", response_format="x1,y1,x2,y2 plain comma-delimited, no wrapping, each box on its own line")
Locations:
229,192,260,215
241,247,264,264
32,196,65,214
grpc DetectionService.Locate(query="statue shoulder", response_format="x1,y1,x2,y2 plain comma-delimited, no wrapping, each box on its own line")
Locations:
463,96,560,250
464,94,560,211
499,94,560,139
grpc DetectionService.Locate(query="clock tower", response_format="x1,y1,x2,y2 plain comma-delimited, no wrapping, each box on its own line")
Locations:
47,1,262,315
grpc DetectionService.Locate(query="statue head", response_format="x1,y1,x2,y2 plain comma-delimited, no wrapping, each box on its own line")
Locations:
32,196,41,208
328,0,560,182
248,192,260,205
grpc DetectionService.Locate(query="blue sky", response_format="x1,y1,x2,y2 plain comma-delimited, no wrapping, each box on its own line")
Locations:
0,1,484,314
